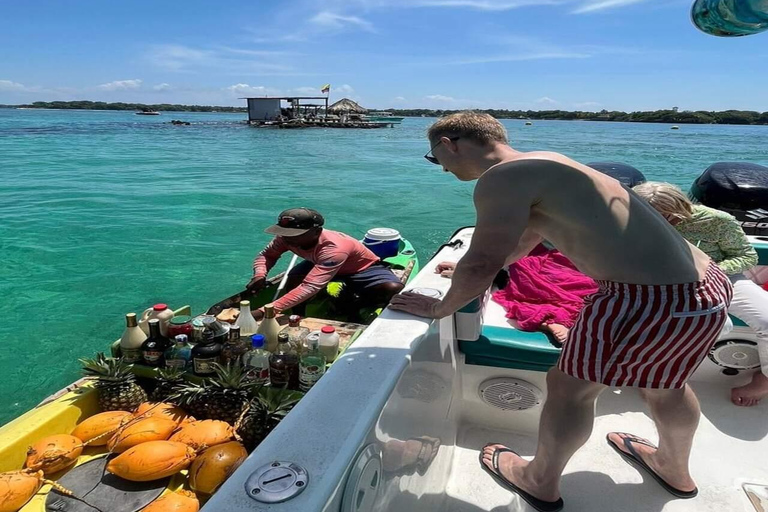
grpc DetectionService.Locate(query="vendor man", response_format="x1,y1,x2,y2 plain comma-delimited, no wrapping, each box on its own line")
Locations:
247,208,404,317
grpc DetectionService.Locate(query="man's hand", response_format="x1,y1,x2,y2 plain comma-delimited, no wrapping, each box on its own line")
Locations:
435,261,456,278
246,276,266,293
252,308,265,321
388,292,445,319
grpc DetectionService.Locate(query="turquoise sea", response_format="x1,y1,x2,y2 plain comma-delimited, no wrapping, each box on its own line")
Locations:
2,108,768,425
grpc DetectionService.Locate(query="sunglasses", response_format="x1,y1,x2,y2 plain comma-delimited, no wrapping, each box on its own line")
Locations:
424,137,460,165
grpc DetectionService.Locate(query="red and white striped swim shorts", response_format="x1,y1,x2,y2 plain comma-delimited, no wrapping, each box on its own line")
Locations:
558,263,733,389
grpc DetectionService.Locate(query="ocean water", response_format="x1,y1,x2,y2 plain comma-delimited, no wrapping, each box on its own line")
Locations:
1,108,767,425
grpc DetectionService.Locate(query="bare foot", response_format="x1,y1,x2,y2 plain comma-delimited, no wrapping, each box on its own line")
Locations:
731,372,768,407
481,444,561,502
541,323,569,346
606,433,696,493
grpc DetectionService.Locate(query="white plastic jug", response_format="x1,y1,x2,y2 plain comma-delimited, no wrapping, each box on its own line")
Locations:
139,303,174,336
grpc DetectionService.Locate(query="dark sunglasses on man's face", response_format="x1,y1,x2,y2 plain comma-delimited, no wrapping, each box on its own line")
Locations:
424,137,460,165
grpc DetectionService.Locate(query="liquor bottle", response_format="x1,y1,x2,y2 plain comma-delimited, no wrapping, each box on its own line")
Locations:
257,303,281,353
242,334,271,385
234,300,259,336
141,319,171,367
269,332,299,390
299,333,327,392
191,329,222,377
120,313,147,363
164,334,192,370
279,315,310,354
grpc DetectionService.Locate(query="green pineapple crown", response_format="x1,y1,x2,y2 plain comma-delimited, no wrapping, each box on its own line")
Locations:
156,366,185,382
80,353,137,384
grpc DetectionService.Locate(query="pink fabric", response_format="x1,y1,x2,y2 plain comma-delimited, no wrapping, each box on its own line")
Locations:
492,245,599,331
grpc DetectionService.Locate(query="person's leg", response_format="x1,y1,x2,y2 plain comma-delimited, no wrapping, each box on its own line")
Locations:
726,277,768,406
482,368,606,502
608,385,699,493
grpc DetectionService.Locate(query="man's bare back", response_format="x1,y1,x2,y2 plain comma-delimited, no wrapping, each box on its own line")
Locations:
486,151,711,285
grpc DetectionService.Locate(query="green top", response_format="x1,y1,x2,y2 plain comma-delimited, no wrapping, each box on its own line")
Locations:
675,204,758,275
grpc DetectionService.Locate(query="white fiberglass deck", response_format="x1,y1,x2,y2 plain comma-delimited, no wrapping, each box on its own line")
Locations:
444,382,768,512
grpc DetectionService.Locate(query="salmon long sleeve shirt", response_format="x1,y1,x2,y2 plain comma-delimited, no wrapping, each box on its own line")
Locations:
252,229,380,311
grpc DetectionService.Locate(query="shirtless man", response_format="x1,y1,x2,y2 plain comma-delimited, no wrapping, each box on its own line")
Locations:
389,112,732,511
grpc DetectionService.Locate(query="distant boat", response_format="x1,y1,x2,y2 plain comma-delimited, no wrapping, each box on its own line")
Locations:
365,111,404,123
525,121,533,126
671,125,680,130
135,109,160,116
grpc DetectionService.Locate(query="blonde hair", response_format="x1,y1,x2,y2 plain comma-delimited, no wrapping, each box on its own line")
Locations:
633,181,694,223
427,111,508,146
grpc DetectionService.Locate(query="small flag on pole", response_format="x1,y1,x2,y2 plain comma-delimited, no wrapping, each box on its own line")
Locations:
321,84,331,94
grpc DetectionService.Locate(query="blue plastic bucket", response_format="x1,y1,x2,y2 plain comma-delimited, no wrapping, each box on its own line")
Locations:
363,228,401,259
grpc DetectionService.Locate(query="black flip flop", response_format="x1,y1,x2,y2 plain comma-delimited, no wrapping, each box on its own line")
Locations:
606,432,698,499
478,444,564,512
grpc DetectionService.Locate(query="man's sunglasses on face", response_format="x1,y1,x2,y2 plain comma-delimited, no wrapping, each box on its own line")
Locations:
424,137,460,165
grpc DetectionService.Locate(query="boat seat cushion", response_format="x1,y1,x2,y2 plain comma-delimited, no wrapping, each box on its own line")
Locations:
460,326,561,372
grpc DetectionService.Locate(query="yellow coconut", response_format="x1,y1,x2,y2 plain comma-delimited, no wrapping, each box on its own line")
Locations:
169,420,234,450
0,470,43,512
25,435,83,475
189,441,248,495
107,416,178,453
142,490,199,512
107,441,196,482
134,402,189,425
71,411,133,445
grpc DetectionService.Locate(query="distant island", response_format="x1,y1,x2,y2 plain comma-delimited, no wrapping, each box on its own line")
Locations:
383,108,768,125
2,102,768,125
2,101,246,113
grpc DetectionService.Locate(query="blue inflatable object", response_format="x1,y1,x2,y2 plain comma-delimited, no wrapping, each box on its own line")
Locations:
691,0,768,37
587,162,647,187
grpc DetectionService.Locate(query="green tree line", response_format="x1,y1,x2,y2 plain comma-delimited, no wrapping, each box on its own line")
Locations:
1,101,246,112
381,108,768,125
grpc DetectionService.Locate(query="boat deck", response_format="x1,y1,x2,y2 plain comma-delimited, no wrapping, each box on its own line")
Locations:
444,380,768,512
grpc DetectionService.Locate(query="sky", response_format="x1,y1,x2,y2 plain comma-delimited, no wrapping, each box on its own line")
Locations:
1,0,767,111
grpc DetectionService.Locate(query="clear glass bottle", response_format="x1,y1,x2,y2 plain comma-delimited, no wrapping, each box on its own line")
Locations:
120,312,147,363
318,325,340,363
141,318,171,367
269,332,299,390
221,325,247,367
299,333,327,392
257,303,281,353
164,334,192,370
234,300,259,336
242,334,271,385
280,315,310,354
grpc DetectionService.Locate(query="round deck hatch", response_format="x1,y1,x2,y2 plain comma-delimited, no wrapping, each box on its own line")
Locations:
480,378,543,411
245,461,309,504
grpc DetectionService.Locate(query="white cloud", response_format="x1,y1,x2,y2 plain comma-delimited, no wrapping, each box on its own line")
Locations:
153,83,172,91
310,11,376,32
96,79,142,91
573,0,649,13
225,83,280,97
145,44,302,76
147,45,212,71
345,0,564,10
426,94,456,102
536,96,558,105
0,80,26,91
335,84,355,94
393,96,407,102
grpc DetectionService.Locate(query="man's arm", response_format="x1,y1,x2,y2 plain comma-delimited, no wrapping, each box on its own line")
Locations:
433,168,536,317
272,251,348,311
252,237,288,279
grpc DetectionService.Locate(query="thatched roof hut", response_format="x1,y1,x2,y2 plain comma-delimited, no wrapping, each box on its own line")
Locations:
327,98,367,114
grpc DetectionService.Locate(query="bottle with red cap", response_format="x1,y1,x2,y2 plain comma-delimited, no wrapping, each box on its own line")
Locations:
139,303,175,336
318,325,340,362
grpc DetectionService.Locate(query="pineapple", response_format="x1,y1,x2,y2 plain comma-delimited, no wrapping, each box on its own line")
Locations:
177,363,255,425
236,387,302,451
150,366,186,403
80,353,148,412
